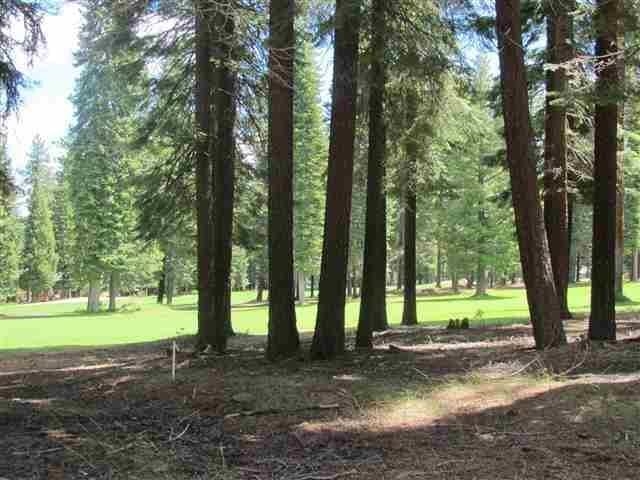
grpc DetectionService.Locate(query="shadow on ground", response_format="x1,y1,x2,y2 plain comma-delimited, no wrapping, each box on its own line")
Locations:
1,317,640,479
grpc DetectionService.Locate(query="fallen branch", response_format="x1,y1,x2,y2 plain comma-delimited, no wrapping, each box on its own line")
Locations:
225,404,339,420
294,469,357,480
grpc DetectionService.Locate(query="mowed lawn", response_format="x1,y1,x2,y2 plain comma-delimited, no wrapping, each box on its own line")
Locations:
2,283,640,351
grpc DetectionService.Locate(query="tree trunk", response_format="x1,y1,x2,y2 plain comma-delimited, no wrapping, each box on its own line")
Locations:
401,87,418,327
298,271,306,305
451,266,459,294
544,0,572,318
87,276,100,313
495,0,566,348
267,0,299,360
310,274,315,298
615,28,625,299
357,0,388,347
589,0,619,341
436,241,442,288
157,260,166,304
631,249,639,282
194,2,215,348
311,0,361,360
475,261,488,296
165,251,175,305
211,6,237,353
576,254,581,283
108,271,118,312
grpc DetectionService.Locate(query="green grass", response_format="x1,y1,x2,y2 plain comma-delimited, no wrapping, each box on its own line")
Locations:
2,282,640,351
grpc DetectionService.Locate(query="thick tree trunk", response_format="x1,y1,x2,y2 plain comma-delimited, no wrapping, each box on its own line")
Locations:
631,249,639,282
87,276,100,313
615,36,625,299
194,2,215,348
108,271,118,312
267,0,299,359
495,0,566,348
475,261,488,296
589,0,619,341
544,1,572,318
311,0,361,360
401,88,418,327
210,6,237,353
357,0,388,347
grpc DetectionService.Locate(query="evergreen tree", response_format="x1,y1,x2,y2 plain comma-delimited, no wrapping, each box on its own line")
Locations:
53,168,76,298
293,38,327,303
21,136,57,301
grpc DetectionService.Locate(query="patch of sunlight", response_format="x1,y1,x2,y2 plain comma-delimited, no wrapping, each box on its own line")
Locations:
299,375,562,434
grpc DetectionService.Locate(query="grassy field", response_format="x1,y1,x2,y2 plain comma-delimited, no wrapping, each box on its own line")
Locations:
1,282,640,351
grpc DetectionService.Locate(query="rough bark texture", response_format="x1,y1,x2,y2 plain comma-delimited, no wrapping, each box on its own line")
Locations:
357,0,388,347
211,6,237,353
544,0,572,318
194,3,215,347
632,249,639,282
298,271,306,305
401,88,418,326
311,0,361,360
495,0,566,349
267,0,299,359
589,0,618,341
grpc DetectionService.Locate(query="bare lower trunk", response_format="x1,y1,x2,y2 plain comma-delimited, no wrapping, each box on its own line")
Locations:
631,249,639,282
211,6,237,353
298,271,306,305
544,0,572,318
311,0,361,360
475,260,487,297
310,275,315,298
108,272,118,312
357,0,389,345
436,242,442,288
589,0,618,341
87,277,101,313
495,0,566,348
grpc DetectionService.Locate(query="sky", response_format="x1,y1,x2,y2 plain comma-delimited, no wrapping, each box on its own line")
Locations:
6,2,82,177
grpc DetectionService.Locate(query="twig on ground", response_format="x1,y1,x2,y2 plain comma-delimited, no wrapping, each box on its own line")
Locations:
224,404,339,419
294,469,357,480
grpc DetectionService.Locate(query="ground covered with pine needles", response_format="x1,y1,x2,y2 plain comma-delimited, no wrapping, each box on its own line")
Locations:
2,316,640,479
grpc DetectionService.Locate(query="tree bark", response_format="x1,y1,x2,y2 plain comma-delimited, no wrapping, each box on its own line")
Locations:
194,2,215,347
157,259,166,304
475,261,488,296
298,271,306,305
311,0,361,360
165,251,175,305
267,0,299,359
589,0,619,341
495,0,566,348
87,276,100,313
544,0,572,318
357,0,388,347
211,5,237,353
401,87,418,327
615,25,625,299
310,274,315,298
108,271,118,312
631,249,639,282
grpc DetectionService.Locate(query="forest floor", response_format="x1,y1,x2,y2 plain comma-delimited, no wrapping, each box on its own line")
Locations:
2,316,640,479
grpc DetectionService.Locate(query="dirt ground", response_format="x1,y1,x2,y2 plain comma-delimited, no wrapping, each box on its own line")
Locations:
2,316,640,480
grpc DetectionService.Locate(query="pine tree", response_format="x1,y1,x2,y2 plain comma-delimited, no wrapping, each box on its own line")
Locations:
267,0,299,359
311,0,362,360
293,39,327,305
66,2,144,312
21,136,57,301
53,168,76,298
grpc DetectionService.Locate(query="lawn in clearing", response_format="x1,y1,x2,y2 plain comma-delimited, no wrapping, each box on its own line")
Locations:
2,282,640,350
